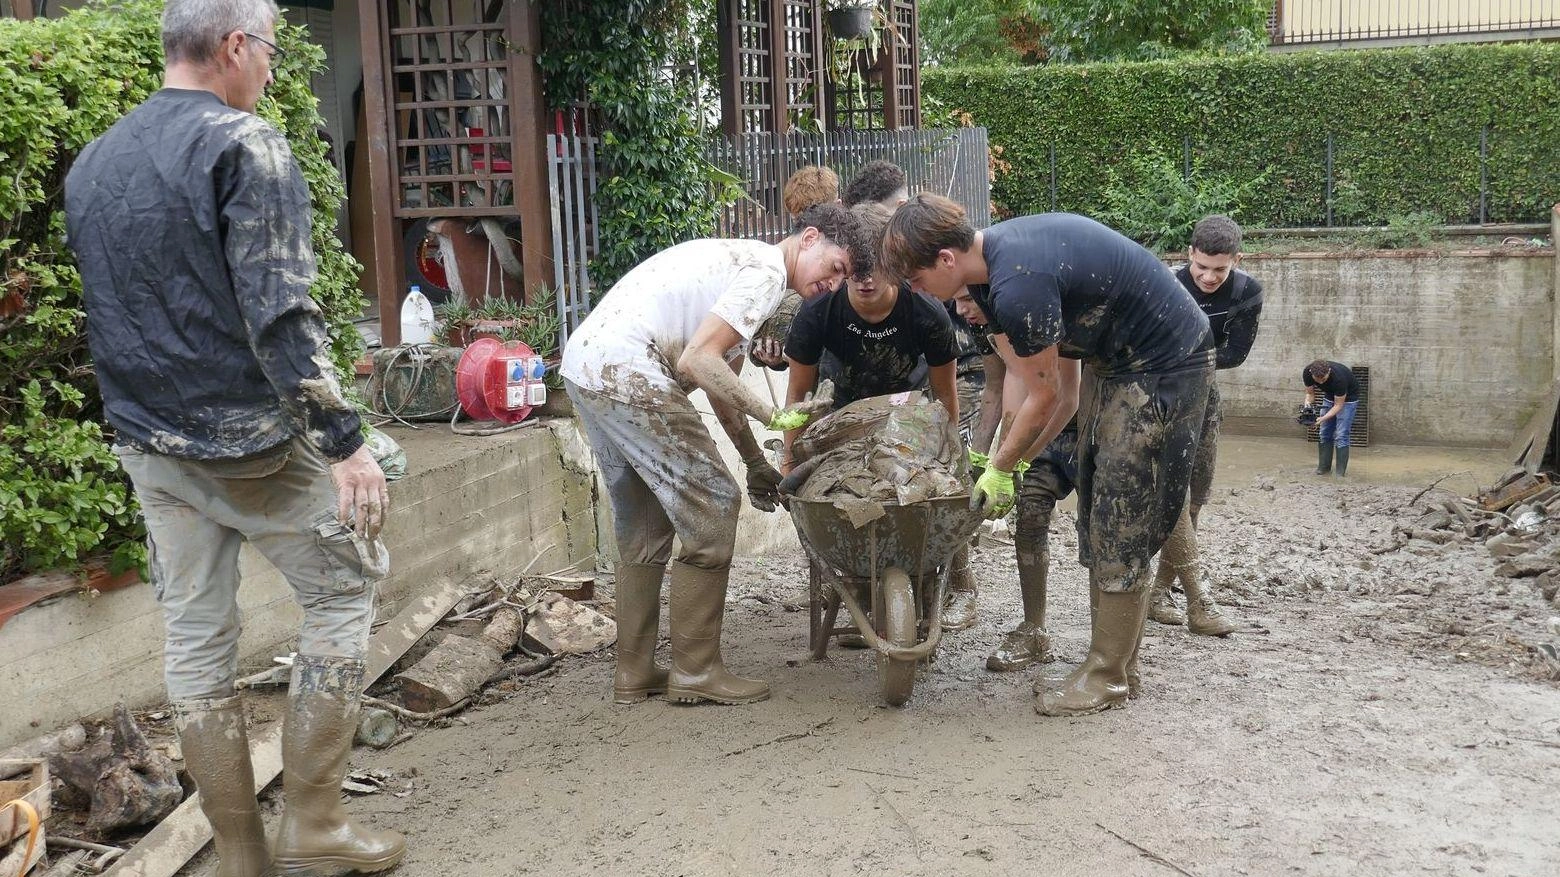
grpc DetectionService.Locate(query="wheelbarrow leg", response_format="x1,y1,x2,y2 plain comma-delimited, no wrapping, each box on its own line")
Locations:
808,560,826,658
814,587,841,661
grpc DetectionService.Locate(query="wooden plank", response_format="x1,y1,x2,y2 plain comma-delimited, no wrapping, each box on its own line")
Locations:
103,576,475,877
1508,379,1560,470
509,0,554,299
361,0,405,348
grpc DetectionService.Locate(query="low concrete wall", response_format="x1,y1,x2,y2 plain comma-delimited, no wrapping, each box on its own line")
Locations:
1217,251,1554,447
0,423,596,750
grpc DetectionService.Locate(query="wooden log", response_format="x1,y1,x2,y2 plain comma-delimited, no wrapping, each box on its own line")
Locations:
0,725,86,781
394,606,523,713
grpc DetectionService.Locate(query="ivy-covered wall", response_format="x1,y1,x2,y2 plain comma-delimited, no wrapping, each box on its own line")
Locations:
924,43,1560,227
0,0,362,582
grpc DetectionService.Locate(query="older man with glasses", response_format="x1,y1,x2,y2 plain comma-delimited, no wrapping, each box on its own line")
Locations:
64,1,403,874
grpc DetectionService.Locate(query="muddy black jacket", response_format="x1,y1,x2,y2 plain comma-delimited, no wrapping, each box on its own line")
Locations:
65,89,362,462
1173,265,1263,370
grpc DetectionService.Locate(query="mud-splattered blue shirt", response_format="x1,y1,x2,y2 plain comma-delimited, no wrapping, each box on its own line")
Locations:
967,214,1212,375
65,89,362,462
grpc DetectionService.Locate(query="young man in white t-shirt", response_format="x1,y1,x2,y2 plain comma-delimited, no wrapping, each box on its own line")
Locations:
560,203,860,707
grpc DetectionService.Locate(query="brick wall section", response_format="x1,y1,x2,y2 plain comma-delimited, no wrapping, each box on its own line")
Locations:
0,422,596,749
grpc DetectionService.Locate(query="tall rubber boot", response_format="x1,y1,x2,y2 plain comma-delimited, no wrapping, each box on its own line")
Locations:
987,538,1053,671
1125,586,1151,699
174,697,276,877
274,656,405,875
1146,560,1185,626
613,562,669,704
1035,586,1150,717
666,562,770,705
1334,446,1350,477
1184,569,1238,637
1037,578,1099,695
941,544,978,632
1316,442,1333,475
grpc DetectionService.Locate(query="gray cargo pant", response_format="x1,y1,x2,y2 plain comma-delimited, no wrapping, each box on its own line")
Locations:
117,437,385,700
1075,362,1212,593
1188,379,1221,508
566,380,742,569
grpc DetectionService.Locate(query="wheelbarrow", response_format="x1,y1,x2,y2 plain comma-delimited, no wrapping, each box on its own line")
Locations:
789,496,983,706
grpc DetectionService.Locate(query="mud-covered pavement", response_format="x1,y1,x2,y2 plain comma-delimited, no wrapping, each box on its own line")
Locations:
201,441,1560,877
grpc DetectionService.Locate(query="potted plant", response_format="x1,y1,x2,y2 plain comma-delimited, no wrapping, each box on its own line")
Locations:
825,0,877,40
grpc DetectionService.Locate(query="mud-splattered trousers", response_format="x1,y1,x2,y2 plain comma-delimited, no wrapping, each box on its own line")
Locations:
566,380,742,570
1318,399,1360,448
1014,428,1080,576
1188,380,1221,508
116,438,385,701
1075,358,1213,592
955,372,984,445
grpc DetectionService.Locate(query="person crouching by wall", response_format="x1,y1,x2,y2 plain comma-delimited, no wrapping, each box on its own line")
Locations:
1303,359,1361,476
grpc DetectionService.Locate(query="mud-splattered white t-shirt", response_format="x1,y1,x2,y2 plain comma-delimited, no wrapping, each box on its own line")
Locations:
561,238,787,405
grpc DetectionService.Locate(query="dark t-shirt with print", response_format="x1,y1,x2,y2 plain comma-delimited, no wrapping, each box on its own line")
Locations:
1303,361,1360,401
1172,265,1264,371
787,283,958,407
967,213,1212,374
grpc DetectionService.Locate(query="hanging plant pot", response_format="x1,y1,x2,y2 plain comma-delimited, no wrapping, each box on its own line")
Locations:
826,6,875,40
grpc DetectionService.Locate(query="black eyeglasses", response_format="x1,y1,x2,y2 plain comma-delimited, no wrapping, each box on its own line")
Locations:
243,32,286,70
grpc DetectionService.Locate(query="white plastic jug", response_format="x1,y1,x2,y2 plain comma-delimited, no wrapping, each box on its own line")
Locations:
400,285,436,346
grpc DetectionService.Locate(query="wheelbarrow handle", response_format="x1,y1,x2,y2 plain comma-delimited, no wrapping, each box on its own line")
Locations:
777,455,825,497
829,577,943,662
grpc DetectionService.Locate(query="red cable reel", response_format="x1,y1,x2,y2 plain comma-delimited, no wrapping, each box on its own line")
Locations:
455,338,548,424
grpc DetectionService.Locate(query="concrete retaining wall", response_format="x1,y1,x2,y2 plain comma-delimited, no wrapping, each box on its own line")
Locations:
1216,251,1554,447
0,423,596,750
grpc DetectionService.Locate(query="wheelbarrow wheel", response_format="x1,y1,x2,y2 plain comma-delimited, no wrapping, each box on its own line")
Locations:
877,566,918,707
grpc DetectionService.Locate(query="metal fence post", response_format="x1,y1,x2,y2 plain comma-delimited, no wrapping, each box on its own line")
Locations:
1324,131,1334,227
1479,123,1490,225
1183,135,1192,182
1049,141,1057,212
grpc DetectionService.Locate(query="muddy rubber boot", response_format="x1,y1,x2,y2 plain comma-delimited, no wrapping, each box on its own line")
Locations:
1147,562,1185,626
174,697,276,877
987,538,1052,671
1316,442,1333,475
1183,569,1238,637
274,657,405,875
666,562,770,705
1036,587,1149,717
941,545,978,632
1125,593,1151,700
1334,446,1350,477
613,561,669,704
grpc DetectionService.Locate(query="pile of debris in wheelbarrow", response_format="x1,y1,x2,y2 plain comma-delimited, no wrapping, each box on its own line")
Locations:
779,393,981,706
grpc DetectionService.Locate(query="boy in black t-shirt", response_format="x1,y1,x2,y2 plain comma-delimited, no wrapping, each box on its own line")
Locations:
781,202,960,471
1304,359,1361,476
1148,216,1262,636
882,195,1213,718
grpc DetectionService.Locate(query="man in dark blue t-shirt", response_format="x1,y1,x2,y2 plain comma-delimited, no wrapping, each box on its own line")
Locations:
883,195,1213,718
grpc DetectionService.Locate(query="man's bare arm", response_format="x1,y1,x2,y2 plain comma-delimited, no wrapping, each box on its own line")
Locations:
970,353,1005,454
988,336,1079,474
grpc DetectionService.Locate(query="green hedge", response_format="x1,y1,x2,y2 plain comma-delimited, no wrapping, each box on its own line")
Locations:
924,43,1560,228
0,0,362,583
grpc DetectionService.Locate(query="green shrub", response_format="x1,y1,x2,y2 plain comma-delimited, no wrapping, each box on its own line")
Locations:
1097,151,1267,251
0,0,361,583
1362,210,1442,249
924,43,1560,228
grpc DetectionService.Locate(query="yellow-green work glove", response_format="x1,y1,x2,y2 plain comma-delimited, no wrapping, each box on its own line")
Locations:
967,449,990,470
971,466,1016,519
767,408,811,432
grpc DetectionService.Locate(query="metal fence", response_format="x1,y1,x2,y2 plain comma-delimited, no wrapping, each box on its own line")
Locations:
706,127,993,243
546,127,993,339
1270,0,1560,45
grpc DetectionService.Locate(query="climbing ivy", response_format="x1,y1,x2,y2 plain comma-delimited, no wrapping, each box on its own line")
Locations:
538,0,734,292
924,42,1560,228
0,0,362,583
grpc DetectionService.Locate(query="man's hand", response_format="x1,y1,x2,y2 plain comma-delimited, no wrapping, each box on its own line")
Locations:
971,466,1016,520
331,444,388,539
968,449,990,471
743,456,785,512
749,338,786,369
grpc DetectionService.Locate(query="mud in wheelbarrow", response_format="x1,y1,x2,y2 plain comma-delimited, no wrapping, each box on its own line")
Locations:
788,495,983,706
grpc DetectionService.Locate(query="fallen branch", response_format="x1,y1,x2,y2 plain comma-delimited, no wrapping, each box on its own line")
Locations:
360,696,473,723
722,719,834,757
48,835,128,870
1096,822,1197,877
484,653,559,685
1408,472,1458,507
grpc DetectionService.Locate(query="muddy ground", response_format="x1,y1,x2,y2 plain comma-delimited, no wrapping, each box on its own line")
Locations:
169,442,1560,877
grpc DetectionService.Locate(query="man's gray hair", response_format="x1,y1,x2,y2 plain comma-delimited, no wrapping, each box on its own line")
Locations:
162,0,281,65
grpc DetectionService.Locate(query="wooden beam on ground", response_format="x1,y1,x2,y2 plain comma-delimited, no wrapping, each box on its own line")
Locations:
104,577,477,877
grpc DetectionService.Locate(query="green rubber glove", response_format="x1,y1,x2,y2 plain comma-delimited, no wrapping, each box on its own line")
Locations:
767,408,811,432
967,449,990,470
971,466,1016,519
1012,458,1031,477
